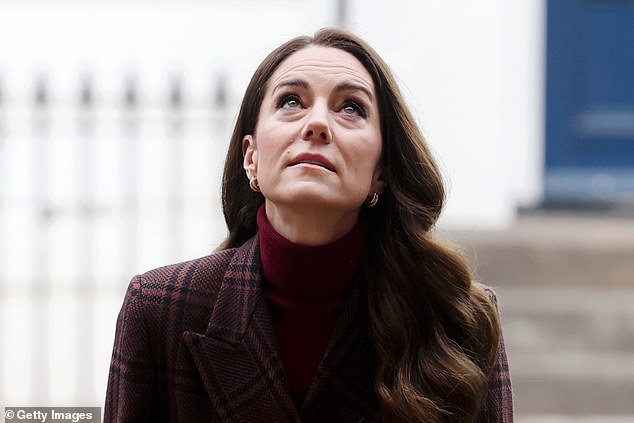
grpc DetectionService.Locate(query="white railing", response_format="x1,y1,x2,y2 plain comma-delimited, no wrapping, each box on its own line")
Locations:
0,73,234,413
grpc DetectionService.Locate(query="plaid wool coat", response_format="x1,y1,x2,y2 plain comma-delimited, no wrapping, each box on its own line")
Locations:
105,236,513,422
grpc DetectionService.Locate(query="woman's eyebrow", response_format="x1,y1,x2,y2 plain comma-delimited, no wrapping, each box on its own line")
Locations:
272,78,308,94
272,78,374,102
334,82,374,102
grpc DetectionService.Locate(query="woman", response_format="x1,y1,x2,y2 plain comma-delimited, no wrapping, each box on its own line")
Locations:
105,28,513,422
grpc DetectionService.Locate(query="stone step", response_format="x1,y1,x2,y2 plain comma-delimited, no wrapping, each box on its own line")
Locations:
508,337,634,415
464,244,634,288
439,213,634,417
511,351,634,383
518,415,634,423
498,288,634,354
440,213,634,288
513,374,634,416
498,288,634,416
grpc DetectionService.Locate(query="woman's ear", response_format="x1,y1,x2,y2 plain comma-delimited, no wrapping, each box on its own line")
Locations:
242,135,258,179
371,164,387,195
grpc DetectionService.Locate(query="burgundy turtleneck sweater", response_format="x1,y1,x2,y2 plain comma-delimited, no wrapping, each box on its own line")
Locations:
256,206,364,406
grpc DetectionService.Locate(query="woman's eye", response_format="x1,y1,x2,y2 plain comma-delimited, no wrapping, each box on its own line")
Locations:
277,94,302,109
341,101,365,117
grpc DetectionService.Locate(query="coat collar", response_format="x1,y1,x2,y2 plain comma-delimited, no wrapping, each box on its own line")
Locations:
183,236,381,422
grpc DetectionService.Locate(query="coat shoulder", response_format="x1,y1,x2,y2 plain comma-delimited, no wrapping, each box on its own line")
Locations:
123,248,241,333
141,249,237,292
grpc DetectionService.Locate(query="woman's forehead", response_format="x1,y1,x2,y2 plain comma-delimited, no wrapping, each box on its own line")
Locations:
267,46,375,95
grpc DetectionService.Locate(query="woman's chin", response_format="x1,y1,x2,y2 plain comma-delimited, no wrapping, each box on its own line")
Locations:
266,189,358,211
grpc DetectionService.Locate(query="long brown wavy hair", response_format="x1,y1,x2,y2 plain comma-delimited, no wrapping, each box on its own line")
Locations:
219,28,501,422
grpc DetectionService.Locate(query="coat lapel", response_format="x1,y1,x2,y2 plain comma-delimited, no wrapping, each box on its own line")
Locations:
183,237,300,422
183,235,381,422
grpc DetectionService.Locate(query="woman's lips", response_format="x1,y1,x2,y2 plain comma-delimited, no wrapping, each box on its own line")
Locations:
289,153,336,172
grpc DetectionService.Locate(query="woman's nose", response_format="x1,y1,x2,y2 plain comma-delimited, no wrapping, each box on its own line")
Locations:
302,103,332,143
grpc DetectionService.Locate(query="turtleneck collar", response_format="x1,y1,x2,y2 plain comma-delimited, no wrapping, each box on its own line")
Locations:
256,204,364,298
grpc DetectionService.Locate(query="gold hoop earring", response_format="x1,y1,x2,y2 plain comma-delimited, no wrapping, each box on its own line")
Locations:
249,177,261,192
366,192,379,207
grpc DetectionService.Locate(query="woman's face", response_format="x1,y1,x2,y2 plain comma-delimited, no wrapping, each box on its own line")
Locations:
243,46,384,221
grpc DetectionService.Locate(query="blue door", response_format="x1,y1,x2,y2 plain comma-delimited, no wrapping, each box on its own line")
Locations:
545,0,634,202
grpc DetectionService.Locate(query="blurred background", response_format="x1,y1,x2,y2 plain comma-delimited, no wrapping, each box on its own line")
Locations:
0,0,633,422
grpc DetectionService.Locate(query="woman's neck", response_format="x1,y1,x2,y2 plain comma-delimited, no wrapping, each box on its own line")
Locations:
264,201,360,246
